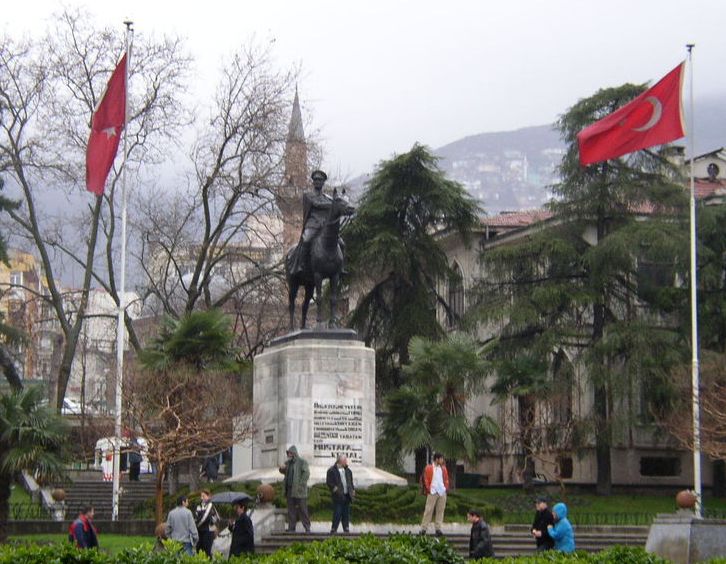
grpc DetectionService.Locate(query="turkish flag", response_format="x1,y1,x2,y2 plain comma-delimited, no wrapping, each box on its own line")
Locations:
577,62,686,166
86,54,127,195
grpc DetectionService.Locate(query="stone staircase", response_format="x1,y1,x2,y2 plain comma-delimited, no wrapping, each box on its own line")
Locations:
257,525,649,558
64,478,157,521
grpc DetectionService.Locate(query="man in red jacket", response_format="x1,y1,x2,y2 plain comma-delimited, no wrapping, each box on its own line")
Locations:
419,453,449,536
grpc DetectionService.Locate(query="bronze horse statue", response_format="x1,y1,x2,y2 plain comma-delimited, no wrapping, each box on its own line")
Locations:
285,188,354,330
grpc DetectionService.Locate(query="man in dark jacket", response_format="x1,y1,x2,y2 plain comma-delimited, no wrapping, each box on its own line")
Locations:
70,506,99,549
531,496,555,550
278,445,310,532
202,455,219,482
467,509,494,558
326,454,355,534
128,440,142,482
229,498,254,556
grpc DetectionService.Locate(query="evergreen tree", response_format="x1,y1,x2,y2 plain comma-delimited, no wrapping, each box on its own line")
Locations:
471,84,690,494
345,144,481,395
378,333,497,488
695,202,726,353
0,386,67,542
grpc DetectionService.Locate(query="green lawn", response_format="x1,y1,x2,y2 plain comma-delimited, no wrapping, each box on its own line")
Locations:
9,534,153,555
10,484,32,504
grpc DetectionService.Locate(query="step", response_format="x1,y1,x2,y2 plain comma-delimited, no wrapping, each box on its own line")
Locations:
257,530,648,556
64,480,157,519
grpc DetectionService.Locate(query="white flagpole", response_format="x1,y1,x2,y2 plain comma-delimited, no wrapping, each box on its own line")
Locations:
686,43,702,518
112,20,134,523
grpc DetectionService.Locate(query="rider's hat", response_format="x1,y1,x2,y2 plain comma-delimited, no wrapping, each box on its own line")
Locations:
311,170,327,181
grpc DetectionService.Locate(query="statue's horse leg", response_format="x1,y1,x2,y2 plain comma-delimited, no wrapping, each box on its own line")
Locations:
301,283,314,329
329,273,339,328
288,277,299,331
314,272,325,327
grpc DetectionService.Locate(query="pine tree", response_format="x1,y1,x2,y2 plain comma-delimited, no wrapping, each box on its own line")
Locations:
345,144,480,394
472,84,690,494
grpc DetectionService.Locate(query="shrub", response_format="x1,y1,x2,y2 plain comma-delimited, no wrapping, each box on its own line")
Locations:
472,546,671,564
0,540,670,564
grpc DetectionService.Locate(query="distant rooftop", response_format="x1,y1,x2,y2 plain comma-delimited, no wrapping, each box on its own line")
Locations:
482,209,553,228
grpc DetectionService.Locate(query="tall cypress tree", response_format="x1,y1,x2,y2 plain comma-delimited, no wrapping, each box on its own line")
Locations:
471,84,690,494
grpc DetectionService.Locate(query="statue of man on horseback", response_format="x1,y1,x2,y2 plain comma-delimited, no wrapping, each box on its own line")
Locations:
286,170,354,330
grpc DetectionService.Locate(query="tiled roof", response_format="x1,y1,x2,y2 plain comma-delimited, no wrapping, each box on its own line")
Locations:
694,178,726,200
482,210,553,228
484,179,726,224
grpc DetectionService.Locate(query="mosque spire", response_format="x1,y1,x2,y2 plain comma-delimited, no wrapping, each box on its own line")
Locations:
288,86,305,143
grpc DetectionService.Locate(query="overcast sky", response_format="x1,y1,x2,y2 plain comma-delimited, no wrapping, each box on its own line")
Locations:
4,1,726,180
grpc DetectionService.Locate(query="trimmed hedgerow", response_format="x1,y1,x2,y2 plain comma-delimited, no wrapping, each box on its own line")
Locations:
0,537,677,564
141,482,502,524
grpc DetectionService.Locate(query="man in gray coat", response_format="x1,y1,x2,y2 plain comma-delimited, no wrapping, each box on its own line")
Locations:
165,495,199,555
279,445,310,532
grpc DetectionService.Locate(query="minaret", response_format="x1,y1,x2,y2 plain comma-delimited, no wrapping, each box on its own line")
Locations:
278,87,309,249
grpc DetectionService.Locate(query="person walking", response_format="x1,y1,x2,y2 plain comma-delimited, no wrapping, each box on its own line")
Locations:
419,452,449,536
279,445,311,532
194,489,219,557
229,498,255,556
128,439,142,482
165,495,199,556
467,509,494,559
201,455,219,482
326,454,355,534
547,502,575,553
69,506,98,549
531,496,555,551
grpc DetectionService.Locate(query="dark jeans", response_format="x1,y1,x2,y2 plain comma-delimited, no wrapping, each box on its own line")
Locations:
197,530,214,557
287,497,310,532
331,495,351,532
536,542,554,551
129,462,140,481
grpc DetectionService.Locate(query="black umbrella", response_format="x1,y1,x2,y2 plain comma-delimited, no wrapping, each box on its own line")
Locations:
210,491,253,504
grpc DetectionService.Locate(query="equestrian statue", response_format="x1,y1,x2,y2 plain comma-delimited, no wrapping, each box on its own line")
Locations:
285,170,355,330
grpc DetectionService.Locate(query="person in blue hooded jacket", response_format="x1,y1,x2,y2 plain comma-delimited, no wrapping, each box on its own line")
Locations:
547,502,575,553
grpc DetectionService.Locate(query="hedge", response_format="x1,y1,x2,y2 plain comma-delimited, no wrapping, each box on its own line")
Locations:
6,536,722,563
139,482,502,524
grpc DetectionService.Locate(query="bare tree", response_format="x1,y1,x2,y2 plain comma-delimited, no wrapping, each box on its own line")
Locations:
0,9,191,409
659,352,726,461
134,42,297,351
125,364,253,523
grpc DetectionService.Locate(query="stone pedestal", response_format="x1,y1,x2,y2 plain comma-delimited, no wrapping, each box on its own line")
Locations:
229,329,406,487
646,511,726,563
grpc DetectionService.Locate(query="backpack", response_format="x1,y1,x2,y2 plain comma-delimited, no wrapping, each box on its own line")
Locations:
68,520,78,545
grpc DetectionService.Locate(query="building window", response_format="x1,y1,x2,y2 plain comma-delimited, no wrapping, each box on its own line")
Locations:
9,272,22,286
557,456,573,479
447,263,464,328
551,350,573,424
637,259,674,302
640,456,681,477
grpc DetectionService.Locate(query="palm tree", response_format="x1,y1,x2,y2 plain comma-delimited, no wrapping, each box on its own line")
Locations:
139,309,238,371
0,386,67,542
380,333,497,488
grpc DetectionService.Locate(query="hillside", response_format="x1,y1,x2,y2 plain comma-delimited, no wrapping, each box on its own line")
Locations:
349,94,725,214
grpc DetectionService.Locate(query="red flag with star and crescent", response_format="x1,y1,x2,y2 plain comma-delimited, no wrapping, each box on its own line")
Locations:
577,62,686,166
86,53,127,195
